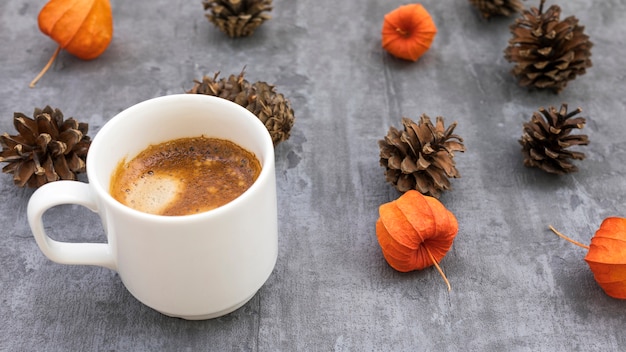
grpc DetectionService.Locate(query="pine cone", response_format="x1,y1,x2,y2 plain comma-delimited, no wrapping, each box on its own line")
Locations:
203,0,272,38
0,106,91,188
519,103,589,174
188,70,295,146
379,115,465,198
469,0,523,19
504,0,593,93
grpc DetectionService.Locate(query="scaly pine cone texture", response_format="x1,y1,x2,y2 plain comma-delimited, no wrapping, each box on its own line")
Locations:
188,70,295,146
519,103,589,174
469,0,524,19
504,0,593,93
379,115,465,198
0,106,91,188
203,0,272,38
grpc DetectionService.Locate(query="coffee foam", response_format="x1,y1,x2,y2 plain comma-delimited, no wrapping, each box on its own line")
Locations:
110,136,261,216
124,173,181,215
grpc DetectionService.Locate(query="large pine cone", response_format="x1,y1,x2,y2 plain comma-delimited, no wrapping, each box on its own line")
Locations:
469,0,523,19
519,103,589,174
379,115,465,198
188,70,295,146
203,0,272,38
0,106,91,188
504,0,593,93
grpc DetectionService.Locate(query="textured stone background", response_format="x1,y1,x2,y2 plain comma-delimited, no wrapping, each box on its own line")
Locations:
2,0,626,351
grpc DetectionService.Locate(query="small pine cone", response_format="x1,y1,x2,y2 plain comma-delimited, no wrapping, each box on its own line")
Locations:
519,103,589,174
504,0,593,93
469,0,524,19
0,106,91,188
379,115,465,198
203,0,272,38
188,70,295,146
244,81,295,147
188,70,251,101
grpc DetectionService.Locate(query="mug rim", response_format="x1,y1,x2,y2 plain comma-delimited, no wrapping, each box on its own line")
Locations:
86,94,275,222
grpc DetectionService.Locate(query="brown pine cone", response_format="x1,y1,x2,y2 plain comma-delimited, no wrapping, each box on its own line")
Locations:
504,0,593,93
188,70,295,146
0,106,91,188
469,0,524,19
379,114,465,198
203,0,272,38
519,103,589,174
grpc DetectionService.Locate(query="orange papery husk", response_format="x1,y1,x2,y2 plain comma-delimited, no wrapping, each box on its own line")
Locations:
30,0,113,87
38,0,113,60
381,4,437,62
584,217,626,299
376,190,458,286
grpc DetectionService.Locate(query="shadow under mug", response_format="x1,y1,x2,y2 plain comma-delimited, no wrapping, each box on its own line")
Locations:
27,94,278,320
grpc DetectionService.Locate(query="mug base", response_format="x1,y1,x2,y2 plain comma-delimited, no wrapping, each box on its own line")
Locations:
157,291,257,320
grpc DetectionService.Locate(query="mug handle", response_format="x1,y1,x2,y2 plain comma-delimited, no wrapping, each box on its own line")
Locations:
27,180,116,271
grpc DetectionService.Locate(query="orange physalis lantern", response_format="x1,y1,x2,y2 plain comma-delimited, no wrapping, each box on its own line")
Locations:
381,4,437,62
550,217,626,299
376,190,458,290
30,0,114,87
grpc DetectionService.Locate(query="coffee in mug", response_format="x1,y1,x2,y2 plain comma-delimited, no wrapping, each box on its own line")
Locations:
110,136,262,216
27,94,278,320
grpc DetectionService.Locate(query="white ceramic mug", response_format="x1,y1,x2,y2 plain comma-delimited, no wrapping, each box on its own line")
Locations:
27,94,278,320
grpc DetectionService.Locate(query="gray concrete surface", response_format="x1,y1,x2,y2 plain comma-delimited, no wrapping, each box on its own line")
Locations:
2,0,626,351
